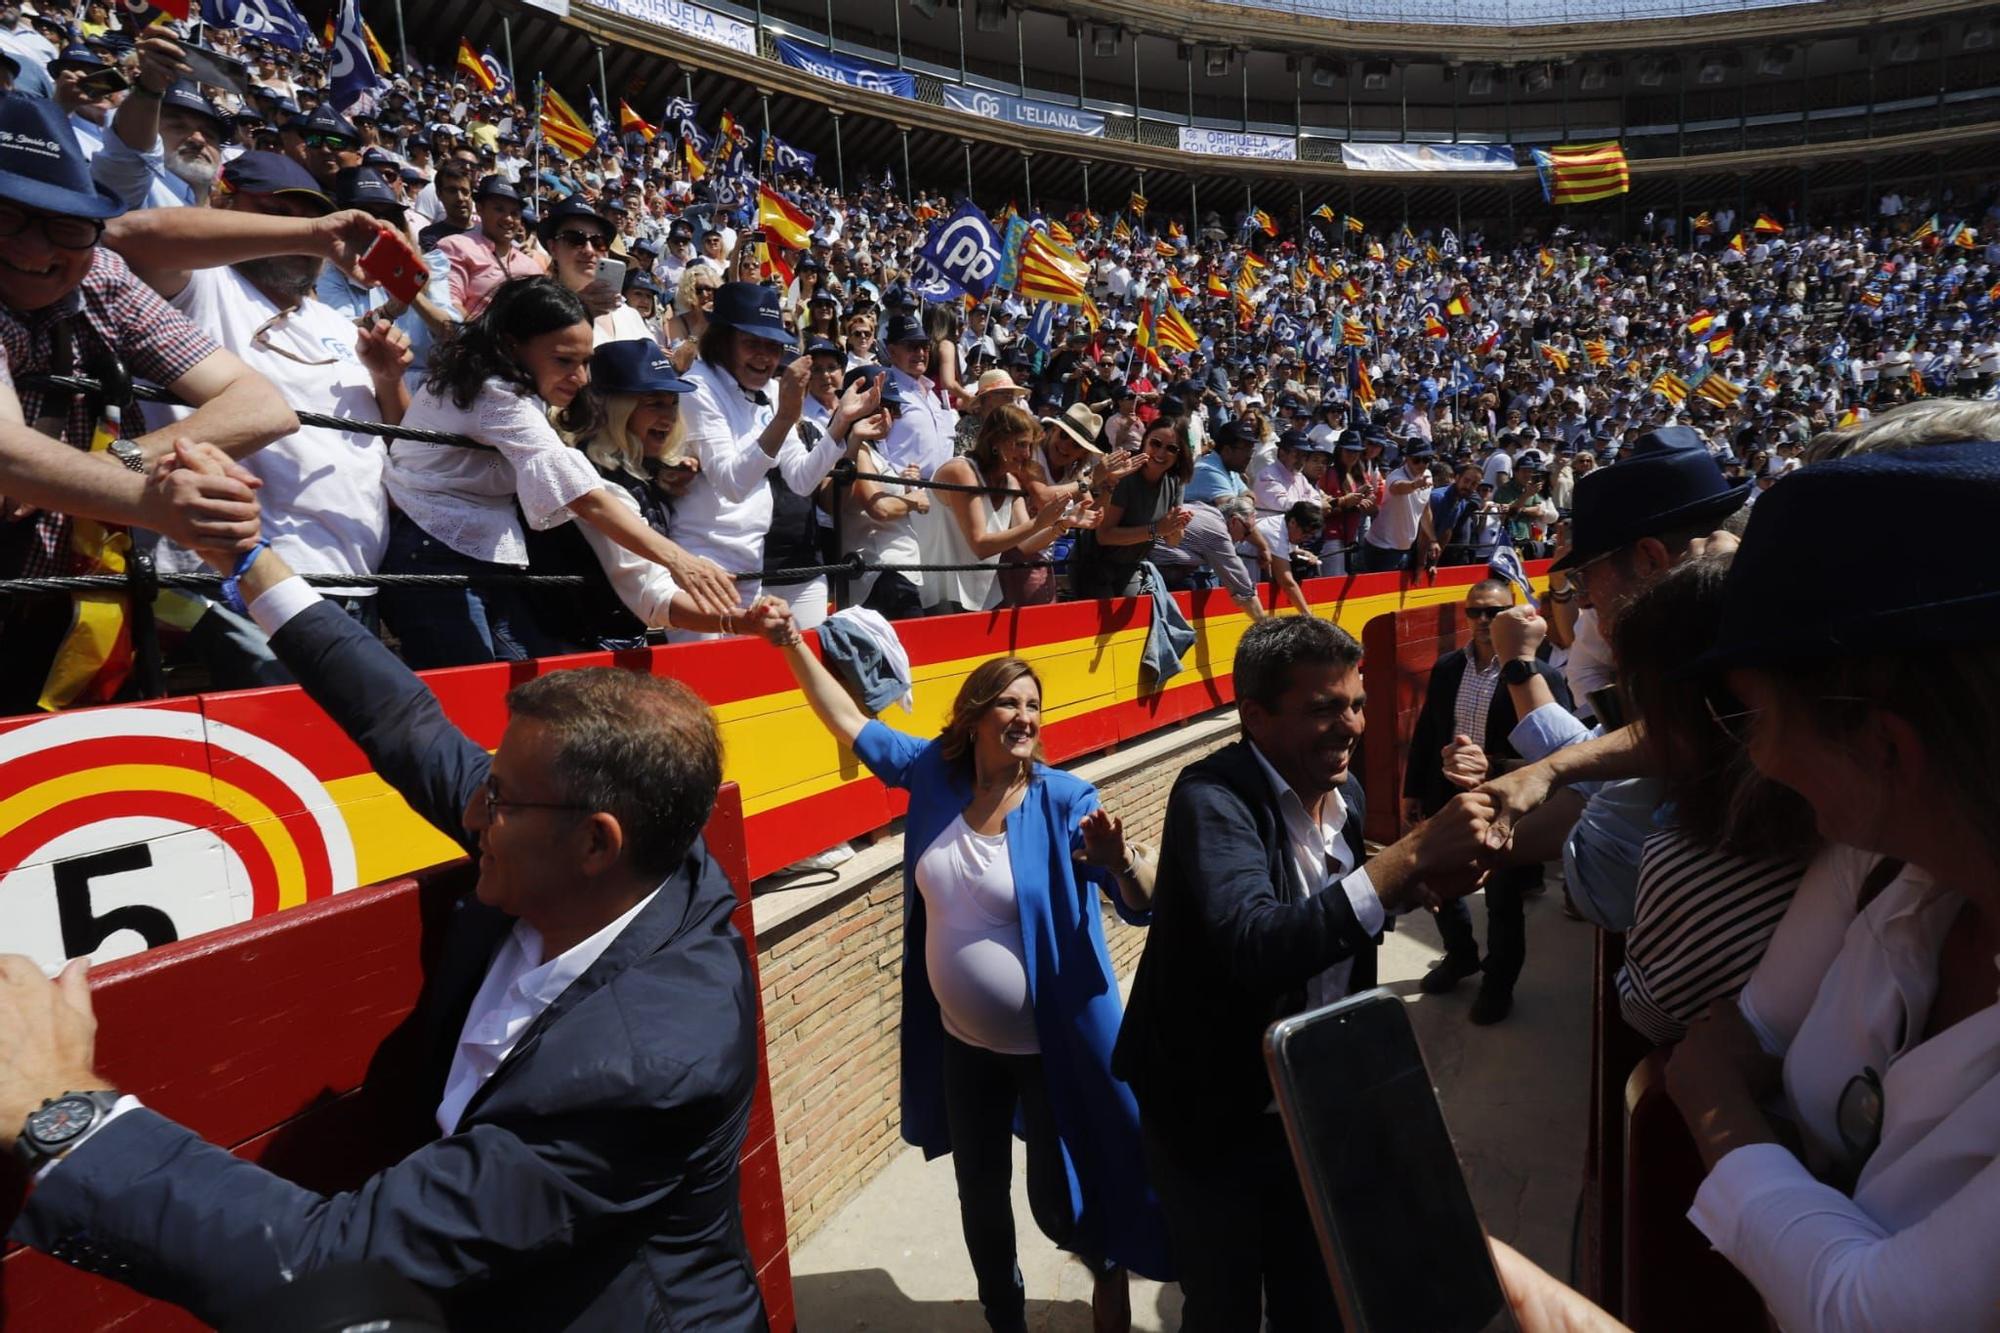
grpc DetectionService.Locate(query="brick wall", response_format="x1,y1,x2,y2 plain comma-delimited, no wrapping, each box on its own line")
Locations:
755,722,1237,1250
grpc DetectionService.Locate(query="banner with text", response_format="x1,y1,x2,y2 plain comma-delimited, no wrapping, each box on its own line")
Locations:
587,0,752,53
774,36,917,99
1177,126,1297,161
940,85,1105,138
1340,143,1518,172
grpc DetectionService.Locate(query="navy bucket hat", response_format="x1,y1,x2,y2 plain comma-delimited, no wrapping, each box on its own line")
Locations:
591,339,696,396
0,92,125,220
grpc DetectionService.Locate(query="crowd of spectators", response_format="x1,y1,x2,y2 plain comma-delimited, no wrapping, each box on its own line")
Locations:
1,7,1999,1331
2,8,1997,699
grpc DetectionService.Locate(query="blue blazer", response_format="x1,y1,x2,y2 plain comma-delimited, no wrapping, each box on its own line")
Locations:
12,601,768,1332
853,720,1172,1281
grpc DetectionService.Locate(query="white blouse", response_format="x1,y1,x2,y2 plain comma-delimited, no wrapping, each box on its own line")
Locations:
1689,862,2000,1332
384,380,602,566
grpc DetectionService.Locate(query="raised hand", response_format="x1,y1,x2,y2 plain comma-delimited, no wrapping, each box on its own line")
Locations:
775,355,813,423
1441,734,1490,790
315,211,393,274
742,595,799,646
1074,808,1129,869
355,317,413,382
132,34,192,95
1491,605,1548,663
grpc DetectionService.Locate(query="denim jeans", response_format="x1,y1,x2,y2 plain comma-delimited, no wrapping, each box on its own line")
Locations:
1351,539,1410,574
940,1033,1106,1332
377,510,560,670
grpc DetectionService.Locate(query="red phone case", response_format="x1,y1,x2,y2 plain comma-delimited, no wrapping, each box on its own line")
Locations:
360,230,426,306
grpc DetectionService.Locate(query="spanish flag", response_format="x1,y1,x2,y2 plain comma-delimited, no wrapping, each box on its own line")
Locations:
1538,248,1556,278
1752,214,1785,236
683,138,707,181
1165,270,1191,299
758,236,794,290
1728,232,1746,254
756,185,814,251
618,100,658,142
1423,313,1448,339
1308,254,1332,281
1685,308,1716,335
1206,272,1229,299
1707,329,1734,355
1475,329,1502,356
1445,293,1471,317
457,40,496,94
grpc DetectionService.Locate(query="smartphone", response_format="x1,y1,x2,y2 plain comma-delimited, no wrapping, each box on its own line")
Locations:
75,67,130,99
595,256,628,294
1266,990,1516,1333
178,44,253,100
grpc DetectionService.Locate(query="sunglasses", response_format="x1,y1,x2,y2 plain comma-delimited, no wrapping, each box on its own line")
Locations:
552,229,609,250
302,134,355,150
1464,606,1507,621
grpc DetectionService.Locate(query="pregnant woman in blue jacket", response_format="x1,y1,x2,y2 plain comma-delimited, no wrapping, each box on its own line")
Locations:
771,629,1170,1332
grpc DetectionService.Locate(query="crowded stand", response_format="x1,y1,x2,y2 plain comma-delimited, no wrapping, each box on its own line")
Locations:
1,0,1999,1329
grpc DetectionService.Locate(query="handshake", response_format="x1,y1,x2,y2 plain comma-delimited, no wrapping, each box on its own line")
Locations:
146,439,265,566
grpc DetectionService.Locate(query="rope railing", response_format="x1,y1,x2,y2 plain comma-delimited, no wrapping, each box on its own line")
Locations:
19,373,493,450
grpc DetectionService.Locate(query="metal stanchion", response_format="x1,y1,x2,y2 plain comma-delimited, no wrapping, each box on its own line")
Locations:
125,550,164,700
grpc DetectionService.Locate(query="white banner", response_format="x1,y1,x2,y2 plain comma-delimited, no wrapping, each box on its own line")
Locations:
1177,126,1297,161
522,0,571,15
585,0,755,55
1340,143,1519,172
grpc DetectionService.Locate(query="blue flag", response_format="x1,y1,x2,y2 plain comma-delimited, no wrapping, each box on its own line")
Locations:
587,90,614,151
996,215,1030,293
768,136,817,177
909,259,960,304
327,0,380,111
481,48,512,97
201,0,308,51
1023,301,1058,351
917,201,1002,300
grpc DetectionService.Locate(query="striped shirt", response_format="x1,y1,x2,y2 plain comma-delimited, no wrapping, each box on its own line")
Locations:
1617,830,1808,1045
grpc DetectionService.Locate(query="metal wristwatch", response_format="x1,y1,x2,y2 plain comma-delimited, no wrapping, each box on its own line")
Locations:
107,439,146,475
14,1089,122,1171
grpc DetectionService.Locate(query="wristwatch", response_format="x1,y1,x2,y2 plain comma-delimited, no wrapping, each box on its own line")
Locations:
15,1089,122,1171
1500,658,1539,687
107,439,146,475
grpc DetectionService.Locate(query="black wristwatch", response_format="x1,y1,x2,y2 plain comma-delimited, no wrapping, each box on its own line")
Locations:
15,1089,122,1171
1500,658,1539,687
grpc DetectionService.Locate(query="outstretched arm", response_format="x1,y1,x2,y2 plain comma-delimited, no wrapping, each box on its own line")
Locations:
773,628,869,749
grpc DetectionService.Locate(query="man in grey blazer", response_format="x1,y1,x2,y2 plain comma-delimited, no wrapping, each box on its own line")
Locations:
0,537,771,1331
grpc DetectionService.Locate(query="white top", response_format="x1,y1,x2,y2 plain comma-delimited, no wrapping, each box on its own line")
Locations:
673,357,848,603
1247,742,1384,1013
435,889,659,1134
882,365,959,480
918,489,1009,612
591,301,651,346
843,444,923,603
159,267,390,591
1563,609,1616,710
385,380,602,566
1367,465,1431,551
1688,863,2000,1333
579,480,683,629
915,814,1037,1055
1481,450,1514,487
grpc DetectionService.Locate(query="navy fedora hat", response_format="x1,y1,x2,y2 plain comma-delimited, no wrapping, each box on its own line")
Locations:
1553,424,1748,571
590,339,696,396
0,92,125,220
710,281,793,345
842,363,908,409
1700,442,2000,672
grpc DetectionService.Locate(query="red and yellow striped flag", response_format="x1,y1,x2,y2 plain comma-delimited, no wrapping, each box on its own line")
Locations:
756,185,814,251
539,85,596,159
1534,141,1630,205
456,40,496,93
1016,228,1090,305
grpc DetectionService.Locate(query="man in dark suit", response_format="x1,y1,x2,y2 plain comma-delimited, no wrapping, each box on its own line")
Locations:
1113,616,1499,1331
0,537,772,1331
1403,579,1575,1024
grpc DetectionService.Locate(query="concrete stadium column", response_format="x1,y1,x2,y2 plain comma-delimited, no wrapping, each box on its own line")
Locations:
1081,160,1091,210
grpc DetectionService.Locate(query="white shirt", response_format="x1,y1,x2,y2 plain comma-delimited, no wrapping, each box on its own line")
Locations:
1689,865,2000,1333
435,889,659,1134
1563,609,1616,713
882,365,958,479
914,814,1037,1055
1367,464,1431,551
674,357,848,603
385,380,602,565
1247,743,1384,1012
160,268,390,590
1481,450,1514,488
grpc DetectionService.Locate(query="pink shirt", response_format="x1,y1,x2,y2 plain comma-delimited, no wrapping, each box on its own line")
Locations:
435,229,548,319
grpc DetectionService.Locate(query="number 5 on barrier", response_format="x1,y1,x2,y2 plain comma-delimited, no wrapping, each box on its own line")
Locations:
359,230,426,306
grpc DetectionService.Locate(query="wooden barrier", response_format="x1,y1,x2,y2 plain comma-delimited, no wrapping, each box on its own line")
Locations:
0,784,796,1333
1358,595,1479,846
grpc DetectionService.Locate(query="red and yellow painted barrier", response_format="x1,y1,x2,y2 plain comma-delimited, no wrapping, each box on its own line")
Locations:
0,566,1511,972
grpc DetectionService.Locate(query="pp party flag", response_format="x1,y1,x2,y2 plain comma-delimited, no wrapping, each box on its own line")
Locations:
1015,228,1090,304
1022,301,1059,351
202,0,308,50
1423,313,1448,339
1753,214,1785,236
768,136,817,176
1341,318,1368,346
456,39,496,92
1128,191,1147,218
1685,309,1716,335
757,185,814,251
327,0,382,111
482,49,513,97
586,90,614,150
1911,215,1938,241
916,201,1003,298
1537,343,1570,373
1728,232,1746,255
1251,209,1278,238
1693,371,1743,409
1532,141,1630,206
1585,339,1610,366
538,84,597,159
1651,369,1690,404
1155,299,1200,354
619,100,658,142
1707,329,1734,355
1205,272,1229,299
1445,293,1471,317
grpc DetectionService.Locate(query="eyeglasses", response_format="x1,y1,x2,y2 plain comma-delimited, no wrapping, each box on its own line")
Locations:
482,775,592,824
0,203,103,251
1704,691,1874,746
301,134,355,150
251,310,340,366
1564,548,1619,593
552,229,609,251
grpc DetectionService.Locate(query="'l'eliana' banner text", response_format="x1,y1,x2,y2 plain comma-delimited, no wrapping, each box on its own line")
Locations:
773,36,916,99
0,565,1532,974
941,85,1106,137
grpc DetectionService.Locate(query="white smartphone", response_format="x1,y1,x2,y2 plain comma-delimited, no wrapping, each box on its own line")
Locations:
595,257,628,294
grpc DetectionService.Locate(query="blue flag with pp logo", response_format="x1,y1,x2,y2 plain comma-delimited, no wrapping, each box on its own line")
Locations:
201,0,308,51
916,201,1003,300
327,0,380,110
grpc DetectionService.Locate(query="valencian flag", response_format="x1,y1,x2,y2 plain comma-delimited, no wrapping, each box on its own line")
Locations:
1651,368,1690,404
1693,371,1743,408
619,101,658,141
1250,209,1277,238
456,39,496,92
1532,141,1630,205
1538,342,1570,373
757,185,814,250
1343,214,1364,234
1341,318,1368,346
1350,349,1376,408
1313,203,1336,224
1753,214,1785,236
1911,215,1938,241
1015,228,1090,304
1155,298,1200,355
1153,238,1177,259
1112,215,1133,244
1128,191,1147,217
1585,339,1610,366
1393,256,1414,275
1238,251,1268,283
539,84,597,159
1952,223,1979,248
